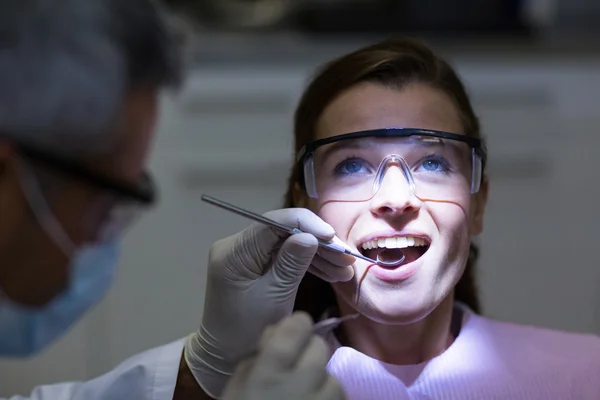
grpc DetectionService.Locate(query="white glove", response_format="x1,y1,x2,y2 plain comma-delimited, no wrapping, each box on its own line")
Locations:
184,208,355,398
221,312,348,400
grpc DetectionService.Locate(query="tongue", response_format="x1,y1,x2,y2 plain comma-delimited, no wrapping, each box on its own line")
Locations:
364,247,426,268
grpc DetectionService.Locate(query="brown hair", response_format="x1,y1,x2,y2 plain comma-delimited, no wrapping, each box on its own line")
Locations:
284,37,486,320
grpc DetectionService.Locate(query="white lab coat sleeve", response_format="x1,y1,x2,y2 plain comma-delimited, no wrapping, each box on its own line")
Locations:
2,338,186,400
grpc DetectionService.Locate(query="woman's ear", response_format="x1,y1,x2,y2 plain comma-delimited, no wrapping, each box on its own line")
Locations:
470,175,489,235
292,181,308,208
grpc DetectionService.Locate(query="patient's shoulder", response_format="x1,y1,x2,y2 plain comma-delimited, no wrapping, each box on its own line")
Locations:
473,312,600,364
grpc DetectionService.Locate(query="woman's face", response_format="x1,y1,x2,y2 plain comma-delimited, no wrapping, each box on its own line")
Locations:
299,82,488,324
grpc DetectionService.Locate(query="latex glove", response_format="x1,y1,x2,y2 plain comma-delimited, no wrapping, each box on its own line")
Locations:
221,312,347,400
184,208,355,398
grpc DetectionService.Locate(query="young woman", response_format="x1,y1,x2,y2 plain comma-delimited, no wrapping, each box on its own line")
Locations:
286,37,600,399
185,37,600,400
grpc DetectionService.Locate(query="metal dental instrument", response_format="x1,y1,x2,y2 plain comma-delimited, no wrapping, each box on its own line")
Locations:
201,194,405,267
244,313,360,360
312,313,360,336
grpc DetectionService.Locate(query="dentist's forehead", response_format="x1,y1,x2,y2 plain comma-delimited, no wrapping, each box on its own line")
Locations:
316,82,464,140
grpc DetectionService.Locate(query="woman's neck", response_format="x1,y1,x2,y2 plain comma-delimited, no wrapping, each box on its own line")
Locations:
335,295,457,365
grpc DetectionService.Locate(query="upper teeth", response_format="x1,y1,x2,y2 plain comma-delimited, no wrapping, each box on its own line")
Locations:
361,236,428,250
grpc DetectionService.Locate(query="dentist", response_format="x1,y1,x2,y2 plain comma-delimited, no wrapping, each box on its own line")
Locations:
0,1,348,399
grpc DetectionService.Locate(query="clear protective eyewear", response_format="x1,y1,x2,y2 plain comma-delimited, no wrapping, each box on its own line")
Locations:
297,128,486,204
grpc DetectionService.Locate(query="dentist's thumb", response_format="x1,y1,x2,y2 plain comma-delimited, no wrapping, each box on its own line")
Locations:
268,233,319,287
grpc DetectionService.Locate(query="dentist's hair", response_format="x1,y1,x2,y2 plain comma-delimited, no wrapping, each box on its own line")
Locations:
0,0,184,157
284,37,486,318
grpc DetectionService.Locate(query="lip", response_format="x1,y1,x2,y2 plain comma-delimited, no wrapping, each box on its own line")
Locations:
353,230,431,282
367,254,424,282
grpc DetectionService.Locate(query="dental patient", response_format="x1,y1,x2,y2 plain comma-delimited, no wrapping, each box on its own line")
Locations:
183,37,600,400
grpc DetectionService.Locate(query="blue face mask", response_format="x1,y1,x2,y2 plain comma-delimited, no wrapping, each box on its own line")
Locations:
0,240,120,357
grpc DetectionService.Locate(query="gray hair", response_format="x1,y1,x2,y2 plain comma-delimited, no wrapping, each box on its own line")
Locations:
0,0,184,157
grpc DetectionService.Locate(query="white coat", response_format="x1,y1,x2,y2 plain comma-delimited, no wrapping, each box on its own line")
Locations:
2,339,185,400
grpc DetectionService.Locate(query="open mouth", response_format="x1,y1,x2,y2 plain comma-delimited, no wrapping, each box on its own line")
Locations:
359,236,430,268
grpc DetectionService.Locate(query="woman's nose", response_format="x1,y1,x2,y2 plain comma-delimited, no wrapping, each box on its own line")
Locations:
369,166,421,217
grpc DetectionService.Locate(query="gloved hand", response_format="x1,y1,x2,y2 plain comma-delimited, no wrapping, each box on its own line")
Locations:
221,312,347,400
184,208,355,398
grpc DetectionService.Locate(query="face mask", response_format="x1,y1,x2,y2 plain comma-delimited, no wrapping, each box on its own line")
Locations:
0,240,120,357
0,160,124,357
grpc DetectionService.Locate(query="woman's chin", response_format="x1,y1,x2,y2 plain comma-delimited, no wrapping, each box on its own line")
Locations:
355,296,436,325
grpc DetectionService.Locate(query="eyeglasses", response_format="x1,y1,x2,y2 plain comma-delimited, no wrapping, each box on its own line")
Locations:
14,142,157,243
297,128,486,204
16,142,156,205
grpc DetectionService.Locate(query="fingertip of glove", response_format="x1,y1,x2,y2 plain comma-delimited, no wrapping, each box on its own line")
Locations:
321,223,336,240
339,266,355,282
289,310,314,325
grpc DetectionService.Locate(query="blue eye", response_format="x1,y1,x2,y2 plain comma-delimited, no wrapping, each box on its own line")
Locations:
335,158,369,175
419,156,451,173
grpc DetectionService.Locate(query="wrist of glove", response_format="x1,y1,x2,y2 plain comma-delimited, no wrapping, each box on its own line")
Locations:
183,329,235,399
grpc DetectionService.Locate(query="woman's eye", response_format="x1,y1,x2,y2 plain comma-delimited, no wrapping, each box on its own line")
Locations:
422,159,442,171
335,159,369,175
419,156,450,173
